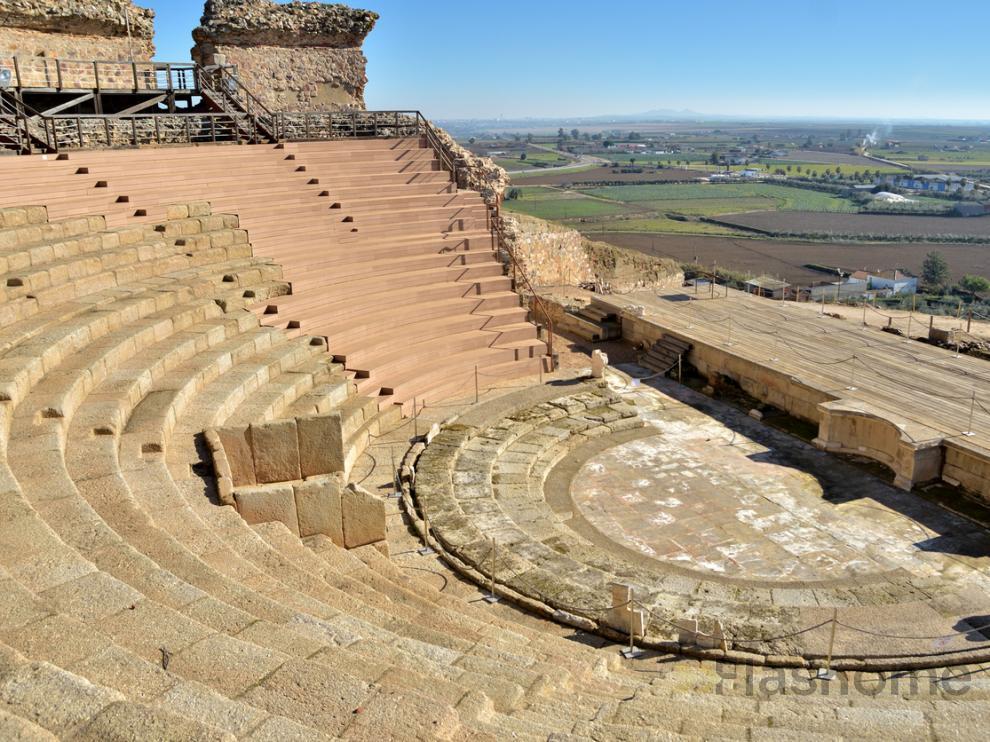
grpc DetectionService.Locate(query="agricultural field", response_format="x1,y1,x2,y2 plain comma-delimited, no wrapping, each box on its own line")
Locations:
503,182,865,236
494,148,572,172
502,187,629,220
512,165,707,185
714,211,990,239
580,183,859,212
597,232,990,285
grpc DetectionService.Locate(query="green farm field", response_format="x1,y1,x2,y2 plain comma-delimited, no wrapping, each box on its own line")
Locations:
579,183,858,212
501,181,863,236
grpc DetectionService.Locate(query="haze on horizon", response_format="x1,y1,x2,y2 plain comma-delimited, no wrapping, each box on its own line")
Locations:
151,0,990,122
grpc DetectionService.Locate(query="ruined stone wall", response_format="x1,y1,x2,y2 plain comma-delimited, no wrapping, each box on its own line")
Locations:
432,125,510,207
501,213,683,292
192,0,377,112
501,214,597,287
0,1,154,61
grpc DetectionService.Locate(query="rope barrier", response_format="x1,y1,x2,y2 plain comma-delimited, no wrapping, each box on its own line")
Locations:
835,619,990,643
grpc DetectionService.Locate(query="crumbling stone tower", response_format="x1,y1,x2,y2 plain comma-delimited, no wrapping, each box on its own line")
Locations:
192,0,378,112
0,0,154,60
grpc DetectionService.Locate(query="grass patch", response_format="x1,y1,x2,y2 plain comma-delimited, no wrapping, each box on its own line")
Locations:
503,187,629,220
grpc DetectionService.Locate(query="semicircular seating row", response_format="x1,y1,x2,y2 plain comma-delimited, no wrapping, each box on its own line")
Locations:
0,202,652,738
0,137,547,413
0,204,981,739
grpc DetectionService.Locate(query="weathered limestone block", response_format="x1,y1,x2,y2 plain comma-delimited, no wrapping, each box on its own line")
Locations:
0,1,155,61
606,583,646,638
216,424,256,486
249,418,301,484
814,400,943,491
192,0,378,111
293,474,344,542
296,411,344,479
591,349,608,379
341,483,385,548
234,483,299,535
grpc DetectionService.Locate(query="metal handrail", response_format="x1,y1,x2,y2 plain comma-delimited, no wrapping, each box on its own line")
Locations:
47,111,259,150
4,56,198,92
0,92,53,153
411,112,555,366
490,210,555,365
197,65,277,141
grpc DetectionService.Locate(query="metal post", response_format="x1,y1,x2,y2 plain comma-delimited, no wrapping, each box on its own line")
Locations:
677,354,682,383
484,538,499,603
620,586,643,659
417,512,435,555
963,392,976,437
816,608,838,680
413,397,419,438
389,446,401,497
474,365,479,404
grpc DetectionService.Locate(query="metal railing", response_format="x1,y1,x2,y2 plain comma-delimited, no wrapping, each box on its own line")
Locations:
196,65,278,141
1,56,198,93
276,110,420,142
0,92,53,154
47,112,261,150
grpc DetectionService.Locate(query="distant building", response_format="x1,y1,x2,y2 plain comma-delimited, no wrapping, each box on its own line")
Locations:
739,168,763,179
808,270,916,301
849,270,918,295
745,276,790,300
880,173,975,193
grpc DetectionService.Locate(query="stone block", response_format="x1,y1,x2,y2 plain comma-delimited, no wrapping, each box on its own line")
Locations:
591,349,609,379
234,484,299,536
215,424,256,486
164,204,189,220
249,418,301,484
292,474,344,543
341,484,386,548
296,412,344,479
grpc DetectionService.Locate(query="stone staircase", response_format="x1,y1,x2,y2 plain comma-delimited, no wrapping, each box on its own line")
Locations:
573,299,622,341
0,137,546,412
0,202,984,737
642,334,692,375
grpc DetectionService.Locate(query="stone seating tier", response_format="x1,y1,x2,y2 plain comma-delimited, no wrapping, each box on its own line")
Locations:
0,186,984,734
0,138,546,410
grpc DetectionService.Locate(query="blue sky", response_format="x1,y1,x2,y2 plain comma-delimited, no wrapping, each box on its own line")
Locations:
151,0,990,120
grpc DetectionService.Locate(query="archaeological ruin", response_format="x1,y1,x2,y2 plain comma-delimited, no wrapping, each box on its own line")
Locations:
0,0,988,739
